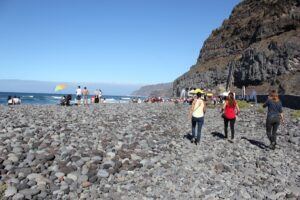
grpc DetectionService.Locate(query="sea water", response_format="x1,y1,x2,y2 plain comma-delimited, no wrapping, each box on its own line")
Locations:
0,92,141,105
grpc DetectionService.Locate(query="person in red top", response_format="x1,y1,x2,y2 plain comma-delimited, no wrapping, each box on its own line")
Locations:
221,92,240,141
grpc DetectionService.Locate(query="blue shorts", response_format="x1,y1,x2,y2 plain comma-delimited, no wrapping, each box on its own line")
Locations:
76,95,82,100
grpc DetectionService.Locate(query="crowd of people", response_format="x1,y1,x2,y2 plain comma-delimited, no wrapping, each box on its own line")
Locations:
7,96,21,105
188,89,284,150
5,85,285,150
58,86,104,106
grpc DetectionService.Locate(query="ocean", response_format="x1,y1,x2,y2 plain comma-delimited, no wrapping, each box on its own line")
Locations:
0,92,140,105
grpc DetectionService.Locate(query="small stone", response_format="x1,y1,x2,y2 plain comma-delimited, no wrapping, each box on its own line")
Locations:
97,169,109,178
55,172,65,178
5,185,17,197
27,173,42,180
37,191,47,198
91,156,102,161
81,165,89,175
102,160,115,169
67,173,78,182
8,154,19,163
19,188,40,196
82,181,92,188
106,152,115,159
12,193,25,200
78,175,88,183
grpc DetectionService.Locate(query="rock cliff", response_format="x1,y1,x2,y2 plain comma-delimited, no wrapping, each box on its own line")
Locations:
173,0,300,96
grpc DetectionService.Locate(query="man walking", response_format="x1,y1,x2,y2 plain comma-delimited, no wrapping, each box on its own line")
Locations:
76,86,82,105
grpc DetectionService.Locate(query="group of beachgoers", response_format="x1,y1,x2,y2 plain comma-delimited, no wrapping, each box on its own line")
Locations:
188,90,284,150
7,96,21,105
60,86,103,106
73,86,103,106
179,87,258,105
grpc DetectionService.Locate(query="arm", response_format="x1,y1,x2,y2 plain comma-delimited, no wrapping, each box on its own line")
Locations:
236,102,240,115
263,98,269,108
189,100,195,119
203,100,206,114
279,103,284,123
221,101,226,113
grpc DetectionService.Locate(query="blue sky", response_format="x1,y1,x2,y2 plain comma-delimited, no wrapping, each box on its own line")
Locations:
0,0,240,85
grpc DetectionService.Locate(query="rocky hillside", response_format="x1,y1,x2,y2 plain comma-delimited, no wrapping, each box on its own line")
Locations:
173,0,300,96
131,83,172,97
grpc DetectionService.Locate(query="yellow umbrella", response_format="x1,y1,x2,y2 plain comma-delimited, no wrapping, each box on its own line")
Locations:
194,88,204,94
55,84,67,92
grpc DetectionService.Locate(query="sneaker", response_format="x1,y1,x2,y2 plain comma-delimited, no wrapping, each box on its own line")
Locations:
270,143,276,150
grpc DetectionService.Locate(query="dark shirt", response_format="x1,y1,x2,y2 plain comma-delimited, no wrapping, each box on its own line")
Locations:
263,99,283,117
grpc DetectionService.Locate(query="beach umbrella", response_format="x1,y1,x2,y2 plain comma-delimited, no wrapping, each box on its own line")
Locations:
189,89,196,94
55,84,67,92
194,88,204,94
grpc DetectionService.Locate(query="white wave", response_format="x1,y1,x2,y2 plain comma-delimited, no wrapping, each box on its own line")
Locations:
22,95,34,98
121,97,131,100
51,96,62,99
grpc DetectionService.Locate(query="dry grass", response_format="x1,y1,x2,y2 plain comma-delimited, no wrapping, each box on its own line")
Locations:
291,110,300,120
256,106,265,114
237,100,251,109
0,183,7,199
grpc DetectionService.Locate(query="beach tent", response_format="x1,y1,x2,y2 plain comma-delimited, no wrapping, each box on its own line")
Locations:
220,91,229,97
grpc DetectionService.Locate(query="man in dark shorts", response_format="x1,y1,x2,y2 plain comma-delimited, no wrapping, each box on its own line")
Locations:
76,86,82,105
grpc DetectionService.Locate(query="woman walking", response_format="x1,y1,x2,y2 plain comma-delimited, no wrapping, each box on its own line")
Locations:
263,90,284,150
189,92,206,145
221,92,240,142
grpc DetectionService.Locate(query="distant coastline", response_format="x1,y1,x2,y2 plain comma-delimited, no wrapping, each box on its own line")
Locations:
0,79,143,96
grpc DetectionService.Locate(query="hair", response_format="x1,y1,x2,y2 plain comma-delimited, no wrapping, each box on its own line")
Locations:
270,90,280,102
78,86,80,88
84,87,87,89
227,92,235,107
196,92,202,98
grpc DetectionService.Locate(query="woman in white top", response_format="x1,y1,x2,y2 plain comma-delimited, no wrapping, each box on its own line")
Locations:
76,86,82,105
189,92,206,145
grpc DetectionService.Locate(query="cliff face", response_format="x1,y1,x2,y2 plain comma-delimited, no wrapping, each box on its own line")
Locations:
173,0,300,96
131,83,173,97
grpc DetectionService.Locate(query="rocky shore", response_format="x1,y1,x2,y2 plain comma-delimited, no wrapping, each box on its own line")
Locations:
0,103,299,199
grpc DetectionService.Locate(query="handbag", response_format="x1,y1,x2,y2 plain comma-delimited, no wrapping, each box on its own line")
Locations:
221,113,225,119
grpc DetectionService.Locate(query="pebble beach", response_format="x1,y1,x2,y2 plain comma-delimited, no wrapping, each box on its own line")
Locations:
0,103,299,199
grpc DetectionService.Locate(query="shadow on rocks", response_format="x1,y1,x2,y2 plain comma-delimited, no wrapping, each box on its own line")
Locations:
183,133,194,141
211,132,226,139
241,137,268,149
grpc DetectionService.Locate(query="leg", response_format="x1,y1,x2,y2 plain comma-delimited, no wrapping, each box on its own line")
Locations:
196,117,204,142
191,117,196,139
271,120,280,146
230,118,236,139
266,118,272,143
224,118,229,138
